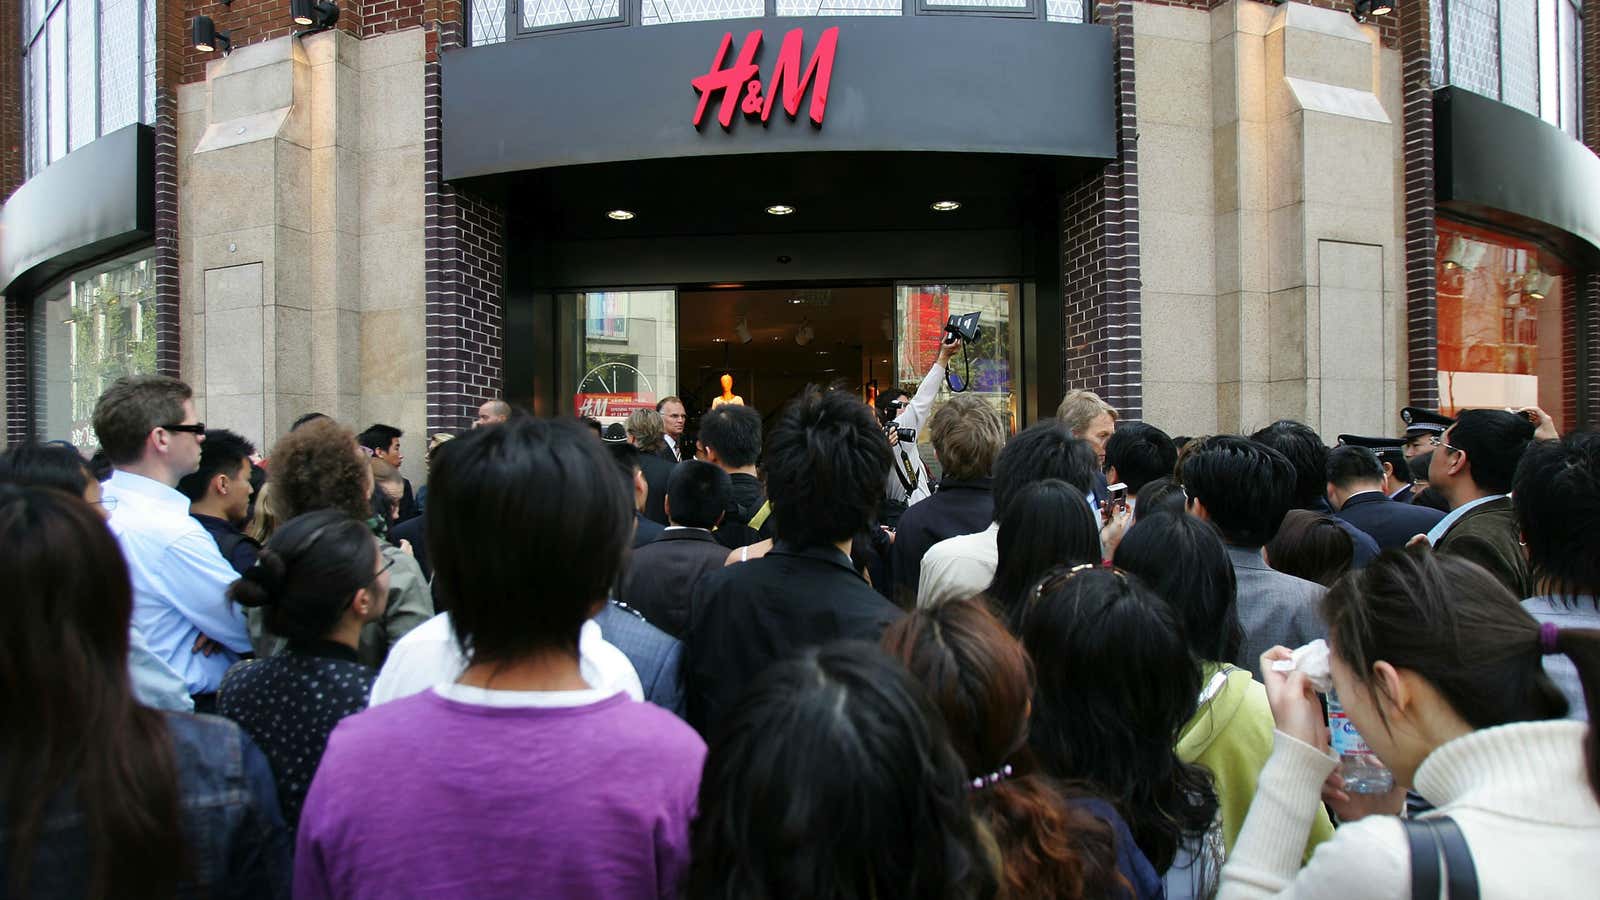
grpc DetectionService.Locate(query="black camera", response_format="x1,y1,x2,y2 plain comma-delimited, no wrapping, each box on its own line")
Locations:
884,421,916,444
944,311,982,344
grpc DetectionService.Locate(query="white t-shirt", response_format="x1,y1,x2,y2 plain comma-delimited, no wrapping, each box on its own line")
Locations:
369,613,643,706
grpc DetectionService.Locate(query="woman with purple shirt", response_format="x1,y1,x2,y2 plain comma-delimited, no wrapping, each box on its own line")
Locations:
294,418,706,899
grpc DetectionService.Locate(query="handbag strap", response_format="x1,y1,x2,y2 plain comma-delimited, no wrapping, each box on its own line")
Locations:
1404,816,1480,900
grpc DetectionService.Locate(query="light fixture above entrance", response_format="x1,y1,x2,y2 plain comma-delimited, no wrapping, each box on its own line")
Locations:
606,209,636,221
766,204,796,216
930,200,961,212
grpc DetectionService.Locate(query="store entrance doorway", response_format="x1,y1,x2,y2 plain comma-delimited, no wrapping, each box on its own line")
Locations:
676,285,896,426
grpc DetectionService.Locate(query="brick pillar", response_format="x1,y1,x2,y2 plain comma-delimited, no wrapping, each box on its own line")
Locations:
1060,0,1142,421
423,23,507,434
0,0,22,203
1584,273,1600,429
1399,0,1438,410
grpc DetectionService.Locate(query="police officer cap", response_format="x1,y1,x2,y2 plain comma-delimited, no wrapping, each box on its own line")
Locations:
1337,434,1405,453
1400,407,1453,435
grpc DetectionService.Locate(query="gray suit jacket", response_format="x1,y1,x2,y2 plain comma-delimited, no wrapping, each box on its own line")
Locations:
595,600,685,718
1227,545,1327,678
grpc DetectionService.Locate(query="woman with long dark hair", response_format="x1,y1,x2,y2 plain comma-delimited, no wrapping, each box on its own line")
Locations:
219,510,390,835
1219,549,1600,897
985,479,1101,629
884,599,1144,900
1018,566,1220,895
687,641,997,900
0,485,289,898
1115,511,1332,861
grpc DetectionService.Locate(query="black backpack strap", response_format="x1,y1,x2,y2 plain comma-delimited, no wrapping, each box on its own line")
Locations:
1405,816,1479,900
1404,819,1442,900
1430,817,1480,900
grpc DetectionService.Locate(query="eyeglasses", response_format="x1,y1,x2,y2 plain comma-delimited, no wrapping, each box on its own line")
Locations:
160,422,206,435
1428,435,1462,455
93,496,118,512
373,557,397,581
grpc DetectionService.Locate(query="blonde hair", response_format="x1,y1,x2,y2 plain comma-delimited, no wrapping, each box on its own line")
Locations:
626,408,666,453
247,482,280,543
927,396,1007,481
1055,390,1118,436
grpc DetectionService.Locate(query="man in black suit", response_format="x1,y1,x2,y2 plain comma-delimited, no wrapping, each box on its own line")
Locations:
1336,434,1418,504
686,388,902,737
618,461,733,640
656,396,689,462
607,437,664,548
1326,444,1444,550
626,408,675,524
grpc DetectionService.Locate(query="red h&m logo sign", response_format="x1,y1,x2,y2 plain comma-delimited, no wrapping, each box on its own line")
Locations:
691,27,839,130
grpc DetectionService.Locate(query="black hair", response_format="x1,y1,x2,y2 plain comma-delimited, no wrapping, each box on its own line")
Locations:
764,388,891,548
88,450,113,482
357,424,403,453
1513,431,1600,600
1018,567,1218,874
991,422,1098,522
291,412,329,431
1103,422,1177,496
580,416,603,438
697,404,763,469
1325,444,1385,491
1448,409,1536,494
1179,435,1297,548
1114,511,1244,663
175,429,257,502
1250,420,1330,510
228,510,379,642
667,460,732,529
1324,548,1600,805
427,418,632,663
986,480,1101,630
0,442,93,496
1132,476,1186,522
1265,509,1354,588
874,388,911,423
687,641,997,900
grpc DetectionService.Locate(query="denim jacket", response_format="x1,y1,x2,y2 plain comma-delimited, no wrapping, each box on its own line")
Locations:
0,712,291,898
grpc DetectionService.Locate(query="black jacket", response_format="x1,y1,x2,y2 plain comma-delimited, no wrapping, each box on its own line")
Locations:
192,513,261,576
890,478,994,607
634,513,666,549
714,472,769,550
1333,491,1445,551
618,529,730,640
389,515,430,582
686,543,903,736
637,448,675,525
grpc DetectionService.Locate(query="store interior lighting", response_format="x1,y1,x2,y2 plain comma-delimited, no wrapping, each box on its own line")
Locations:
766,204,796,216
192,16,231,54
734,316,753,344
1525,271,1554,301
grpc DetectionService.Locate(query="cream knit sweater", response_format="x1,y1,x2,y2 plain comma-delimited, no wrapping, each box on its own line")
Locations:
1218,720,1600,899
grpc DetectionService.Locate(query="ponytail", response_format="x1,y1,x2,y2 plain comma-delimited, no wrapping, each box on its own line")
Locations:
1547,625,1600,805
227,510,378,643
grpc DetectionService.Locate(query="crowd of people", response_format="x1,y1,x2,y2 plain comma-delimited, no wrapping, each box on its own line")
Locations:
1,361,1598,899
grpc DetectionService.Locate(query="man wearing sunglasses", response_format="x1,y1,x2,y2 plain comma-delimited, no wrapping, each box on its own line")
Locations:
94,375,254,714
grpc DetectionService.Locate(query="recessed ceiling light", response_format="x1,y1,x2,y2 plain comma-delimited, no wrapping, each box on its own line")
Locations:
606,209,636,221
712,337,727,343
788,298,804,305
766,204,796,216
931,200,961,212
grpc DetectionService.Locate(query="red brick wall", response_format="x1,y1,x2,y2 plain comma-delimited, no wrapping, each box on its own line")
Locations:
180,0,364,84
1398,0,1437,410
0,0,22,204
1061,0,1143,421
1584,274,1600,428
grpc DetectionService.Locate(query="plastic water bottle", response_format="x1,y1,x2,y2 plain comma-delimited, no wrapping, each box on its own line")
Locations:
1327,691,1394,794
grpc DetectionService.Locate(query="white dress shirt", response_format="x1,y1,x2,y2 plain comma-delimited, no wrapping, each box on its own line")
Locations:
368,612,644,706
916,522,1000,608
103,470,253,696
663,434,682,462
884,362,945,508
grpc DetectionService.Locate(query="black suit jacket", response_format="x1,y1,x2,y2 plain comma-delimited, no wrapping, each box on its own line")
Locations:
1334,491,1445,551
686,544,903,737
633,513,665,548
1435,496,1532,598
618,529,729,640
637,449,675,525
890,479,994,607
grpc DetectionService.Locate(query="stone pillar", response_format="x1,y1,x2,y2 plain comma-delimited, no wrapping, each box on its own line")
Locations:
177,28,427,482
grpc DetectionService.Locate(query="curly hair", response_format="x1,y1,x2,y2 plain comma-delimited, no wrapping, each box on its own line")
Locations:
266,418,372,521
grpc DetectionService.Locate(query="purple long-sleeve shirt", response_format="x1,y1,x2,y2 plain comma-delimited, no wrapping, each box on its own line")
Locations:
294,690,705,899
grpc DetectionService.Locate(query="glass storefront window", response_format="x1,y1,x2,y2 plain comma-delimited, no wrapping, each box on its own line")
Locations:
894,283,1020,470
1434,0,1583,140
36,252,159,447
21,0,154,177
1434,220,1573,432
572,290,678,428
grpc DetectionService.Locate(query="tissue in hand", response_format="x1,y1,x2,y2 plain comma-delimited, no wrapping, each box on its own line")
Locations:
1269,639,1333,693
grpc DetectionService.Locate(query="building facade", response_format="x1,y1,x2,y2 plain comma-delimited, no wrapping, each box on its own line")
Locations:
1,0,1595,489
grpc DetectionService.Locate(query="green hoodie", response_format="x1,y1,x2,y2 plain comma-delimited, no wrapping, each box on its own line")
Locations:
1178,661,1335,859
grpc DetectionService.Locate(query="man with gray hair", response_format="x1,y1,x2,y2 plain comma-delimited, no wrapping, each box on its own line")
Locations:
627,407,674,524
890,394,1008,606
1056,388,1117,505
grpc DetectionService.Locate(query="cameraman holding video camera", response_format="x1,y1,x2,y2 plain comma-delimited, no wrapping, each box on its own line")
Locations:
876,336,963,525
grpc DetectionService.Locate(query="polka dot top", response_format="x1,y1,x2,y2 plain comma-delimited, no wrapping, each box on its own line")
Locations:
218,640,375,834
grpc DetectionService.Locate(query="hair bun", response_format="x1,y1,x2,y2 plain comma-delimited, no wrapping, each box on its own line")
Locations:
231,550,288,608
